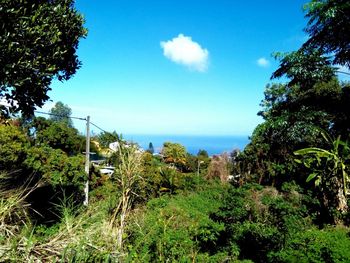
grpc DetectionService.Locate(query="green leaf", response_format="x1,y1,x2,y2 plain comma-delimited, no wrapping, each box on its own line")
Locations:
315,177,321,187
294,158,302,164
306,172,318,182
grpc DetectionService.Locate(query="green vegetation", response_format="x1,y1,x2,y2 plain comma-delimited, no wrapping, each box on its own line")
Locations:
49,101,74,128
1,0,350,262
0,0,87,116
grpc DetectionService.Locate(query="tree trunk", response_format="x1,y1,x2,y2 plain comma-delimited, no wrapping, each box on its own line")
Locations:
323,176,348,224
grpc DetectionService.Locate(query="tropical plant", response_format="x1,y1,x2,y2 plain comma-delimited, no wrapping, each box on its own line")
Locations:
109,143,143,253
161,142,187,171
294,133,350,221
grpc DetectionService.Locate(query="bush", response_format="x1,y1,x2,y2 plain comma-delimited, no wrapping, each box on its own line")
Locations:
269,226,350,263
125,183,229,262
0,124,29,170
212,183,311,262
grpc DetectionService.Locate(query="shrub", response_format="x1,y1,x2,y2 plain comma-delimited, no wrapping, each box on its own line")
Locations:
125,183,228,262
212,184,311,262
0,124,29,170
269,226,350,263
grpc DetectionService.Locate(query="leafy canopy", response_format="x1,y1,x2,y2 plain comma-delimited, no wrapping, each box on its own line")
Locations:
303,0,350,68
240,0,350,186
0,0,87,116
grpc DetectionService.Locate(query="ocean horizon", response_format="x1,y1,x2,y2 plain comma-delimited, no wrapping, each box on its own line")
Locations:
123,134,250,156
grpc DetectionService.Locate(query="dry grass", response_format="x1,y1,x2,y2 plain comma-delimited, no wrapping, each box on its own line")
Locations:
0,182,123,262
0,144,143,262
206,154,230,183
0,177,35,261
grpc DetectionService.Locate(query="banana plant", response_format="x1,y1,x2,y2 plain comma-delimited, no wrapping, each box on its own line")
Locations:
294,133,349,215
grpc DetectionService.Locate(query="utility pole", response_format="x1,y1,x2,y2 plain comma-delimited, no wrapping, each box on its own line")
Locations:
83,116,90,206
197,160,204,177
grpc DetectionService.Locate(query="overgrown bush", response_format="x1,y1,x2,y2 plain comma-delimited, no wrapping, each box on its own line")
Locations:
125,183,228,262
212,183,313,262
268,226,350,262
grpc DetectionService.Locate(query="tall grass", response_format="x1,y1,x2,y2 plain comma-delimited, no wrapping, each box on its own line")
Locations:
109,143,143,255
0,174,118,261
0,143,143,261
0,173,34,261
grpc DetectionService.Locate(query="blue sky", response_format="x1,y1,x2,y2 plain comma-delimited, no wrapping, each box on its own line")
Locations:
41,0,309,136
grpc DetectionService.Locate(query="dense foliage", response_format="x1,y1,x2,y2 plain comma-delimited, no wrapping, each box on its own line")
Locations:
1,0,350,261
0,0,86,116
237,0,350,224
303,0,350,68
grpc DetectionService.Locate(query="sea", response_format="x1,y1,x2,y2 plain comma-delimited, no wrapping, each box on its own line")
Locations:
123,134,250,156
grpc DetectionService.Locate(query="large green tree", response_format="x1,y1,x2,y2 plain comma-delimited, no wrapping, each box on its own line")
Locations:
49,101,73,127
302,0,350,68
240,79,344,186
0,123,85,187
240,0,350,188
0,0,87,116
31,117,84,155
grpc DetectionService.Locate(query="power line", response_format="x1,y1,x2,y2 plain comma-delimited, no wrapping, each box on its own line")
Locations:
90,121,109,134
35,110,119,140
91,121,120,141
33,111,119,207
34,110,86,121
337,70,350,76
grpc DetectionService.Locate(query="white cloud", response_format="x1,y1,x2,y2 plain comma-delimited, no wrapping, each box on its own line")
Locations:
257,57,270,67
160,34,209,72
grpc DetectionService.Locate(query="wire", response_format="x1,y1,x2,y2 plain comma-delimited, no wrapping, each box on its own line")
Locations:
337,70,350,76
34,110,86,121
90,121,109,134
90,121,120,141
35,111,119,140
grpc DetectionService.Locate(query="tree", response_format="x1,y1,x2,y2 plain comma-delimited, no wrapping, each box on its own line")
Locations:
24,146,85,187
302,0,350,68
0,124,28,170
242,0,350,186
147,142,155,154
49,101,73,127
161,142,187,171
197,149,209,158
96,131,120,148
240,80,341,185
27,116,84,155
0,0,87,116
271,50,335,89
272,1,350,82
0,123,85,188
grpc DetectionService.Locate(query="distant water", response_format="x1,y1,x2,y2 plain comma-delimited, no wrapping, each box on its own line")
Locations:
123,134,250,156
